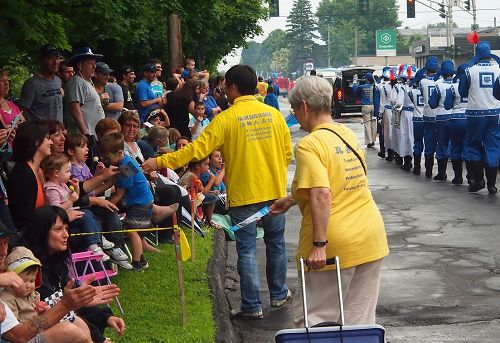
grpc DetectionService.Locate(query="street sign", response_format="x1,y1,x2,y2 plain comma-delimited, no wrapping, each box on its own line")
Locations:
376,29,397,57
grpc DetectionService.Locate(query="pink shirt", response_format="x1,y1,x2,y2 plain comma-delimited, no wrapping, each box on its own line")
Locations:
43,181,71,207
0,101,21,126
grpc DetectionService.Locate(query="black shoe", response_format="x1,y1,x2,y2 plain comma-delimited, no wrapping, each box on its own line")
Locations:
132,260,146,271
465,161,474,184
401,156,412,171
469,179,485,192
140,254,149,269
433,158,448,181
385,149,394,162
413,154,421,175
424,155,434,178
395,156,403,166
451,160,463,184
367,143,375,148
469,161,485,192
485,167,498,194
488,186,498,194
378,151,386,158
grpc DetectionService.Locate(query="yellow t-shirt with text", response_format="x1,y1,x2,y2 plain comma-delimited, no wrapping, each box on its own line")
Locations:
156,95,292,207
291,123,389,270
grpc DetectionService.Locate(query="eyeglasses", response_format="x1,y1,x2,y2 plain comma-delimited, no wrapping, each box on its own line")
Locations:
102,150,121,162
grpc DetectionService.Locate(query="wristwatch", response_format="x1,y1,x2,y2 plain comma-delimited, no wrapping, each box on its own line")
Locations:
313,240,328,248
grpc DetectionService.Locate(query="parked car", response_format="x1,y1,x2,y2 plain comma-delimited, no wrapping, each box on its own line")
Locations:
331,67,375,118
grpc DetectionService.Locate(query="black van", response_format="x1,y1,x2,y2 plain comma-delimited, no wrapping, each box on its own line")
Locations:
331,67,375,118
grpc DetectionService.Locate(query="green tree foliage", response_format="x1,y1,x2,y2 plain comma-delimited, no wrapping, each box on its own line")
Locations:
286,0,318,74
241,42,264,68
0,0,267,72
317,0,401,66
240,29,289,74
271,48,291,73
397,33,424,55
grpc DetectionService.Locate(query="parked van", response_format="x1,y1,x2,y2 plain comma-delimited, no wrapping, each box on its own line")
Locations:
331,67,375,118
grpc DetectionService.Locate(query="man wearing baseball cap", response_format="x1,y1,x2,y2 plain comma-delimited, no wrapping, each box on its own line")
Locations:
118,66,136,110
94,62,124,120
18,45,64,123
0,221,101,343
136,63,165,122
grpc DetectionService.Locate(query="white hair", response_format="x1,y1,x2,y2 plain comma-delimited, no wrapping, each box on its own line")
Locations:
289,76,333,113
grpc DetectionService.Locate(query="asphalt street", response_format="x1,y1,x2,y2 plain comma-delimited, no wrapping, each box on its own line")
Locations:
226,98,500,342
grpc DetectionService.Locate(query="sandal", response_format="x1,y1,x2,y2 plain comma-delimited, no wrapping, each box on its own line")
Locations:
206,220,222,230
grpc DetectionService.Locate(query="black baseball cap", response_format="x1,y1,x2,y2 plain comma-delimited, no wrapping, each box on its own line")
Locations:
121,66,134,75
144,63,157,73
95,62,114,75
39,44,62,59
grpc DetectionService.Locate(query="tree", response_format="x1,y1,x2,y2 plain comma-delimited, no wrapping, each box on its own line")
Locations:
317,0,401,56
240,29,290,74
286,0,318,74
327,22,367,67
240,42,263,67
271,48,291,73
398,33,424,55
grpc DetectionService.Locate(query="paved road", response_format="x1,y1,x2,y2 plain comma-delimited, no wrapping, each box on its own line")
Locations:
225,98,500,342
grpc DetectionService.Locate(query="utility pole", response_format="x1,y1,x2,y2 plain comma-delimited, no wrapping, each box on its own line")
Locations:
169,14,183,74
448,0,454,61
327,28,331,68
354,28,358,66
472,0,477,53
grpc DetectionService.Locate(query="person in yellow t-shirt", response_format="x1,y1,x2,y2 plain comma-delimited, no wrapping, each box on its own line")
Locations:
271,76,389,328
142,64,293,320
257,76,268,97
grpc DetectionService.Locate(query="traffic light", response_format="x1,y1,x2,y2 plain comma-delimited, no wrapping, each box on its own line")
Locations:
359,0,369,14
269,0,279,17
464,0,471,11
407,0,415,18
438,2,446,18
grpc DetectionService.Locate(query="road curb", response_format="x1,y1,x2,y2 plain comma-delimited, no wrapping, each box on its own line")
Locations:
208,229,237,343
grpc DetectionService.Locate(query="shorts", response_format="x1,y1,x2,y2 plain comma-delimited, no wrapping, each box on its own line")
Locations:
27,333,47,343
126,203,154,235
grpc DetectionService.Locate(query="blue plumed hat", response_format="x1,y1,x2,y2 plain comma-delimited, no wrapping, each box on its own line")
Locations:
469,41,500,65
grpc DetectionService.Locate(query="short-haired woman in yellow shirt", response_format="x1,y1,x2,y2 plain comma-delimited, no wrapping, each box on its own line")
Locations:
271,76,389,327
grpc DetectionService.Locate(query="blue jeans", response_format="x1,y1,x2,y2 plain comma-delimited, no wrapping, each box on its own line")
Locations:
464,115,500,168
413,121,424,155
435,120,450,159
229,200,288,312
423,121,437,156
71,209,102,247
450,119,467,160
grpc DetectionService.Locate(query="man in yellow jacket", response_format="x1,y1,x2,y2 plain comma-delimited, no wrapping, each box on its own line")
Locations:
143,64,293,319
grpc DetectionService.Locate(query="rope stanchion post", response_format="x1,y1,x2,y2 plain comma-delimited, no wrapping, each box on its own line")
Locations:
172,213,187,325
189,178,202,261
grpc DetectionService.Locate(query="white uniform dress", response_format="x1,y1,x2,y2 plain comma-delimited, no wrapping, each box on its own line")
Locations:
399,84,415,157
380,81,393,151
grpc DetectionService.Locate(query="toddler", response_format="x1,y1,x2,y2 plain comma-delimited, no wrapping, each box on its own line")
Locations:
0,247,92,340
189,101,210,140
99,132,178,271
200,150,227,215
41,153,110,260
65,133,132,269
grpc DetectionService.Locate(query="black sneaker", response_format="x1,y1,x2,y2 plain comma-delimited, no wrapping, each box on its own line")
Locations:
131,260,145,271
140,254,149,269
230,309,263,320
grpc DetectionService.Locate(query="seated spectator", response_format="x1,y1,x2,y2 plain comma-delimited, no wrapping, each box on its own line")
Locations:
0,69,23,126
0,223,98,343
93,62,124,120
189,101,210,140
65,133,132,269
22,206,124,342
41,153,111,261
18,45,63,123
178,157,219,227
198,80,221,121
46,119,67,154
118,66,136,110
264,85,280,111
0,246,92,340
138,125,169,160
200,150,227,215
95,118,121,141
168,128,181,150
100,132,178,270
139,108,170,139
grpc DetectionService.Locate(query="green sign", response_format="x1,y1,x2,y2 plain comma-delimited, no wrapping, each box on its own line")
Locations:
376,29,397,57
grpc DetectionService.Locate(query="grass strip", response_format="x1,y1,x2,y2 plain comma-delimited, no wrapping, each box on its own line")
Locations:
106,228,216,342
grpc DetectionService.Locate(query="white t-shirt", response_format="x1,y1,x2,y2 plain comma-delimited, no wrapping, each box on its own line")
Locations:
1,300,20,334
188,117,210,140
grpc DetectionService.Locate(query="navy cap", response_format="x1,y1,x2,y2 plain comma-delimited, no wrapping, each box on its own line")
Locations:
39,44,62,58
144,63,157,73
95,62,114,75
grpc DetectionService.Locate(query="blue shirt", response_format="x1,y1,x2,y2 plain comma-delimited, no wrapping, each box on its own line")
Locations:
200,169,226,193
137,139,157,160
135,79,158,122
202,95,219,121
264,93,280,111
353,83,375,105
115,155,153,207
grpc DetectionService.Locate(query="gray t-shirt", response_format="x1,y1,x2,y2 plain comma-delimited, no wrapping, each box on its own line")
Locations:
65,75,104,136
18,75,63,122
104,82,124,120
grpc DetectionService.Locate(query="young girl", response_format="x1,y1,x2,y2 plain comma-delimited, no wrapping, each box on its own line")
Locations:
41,153,110,261
65,133,132,269
200,150,227,215
178,157,220,228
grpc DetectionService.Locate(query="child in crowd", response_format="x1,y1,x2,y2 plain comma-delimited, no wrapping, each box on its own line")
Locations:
65,133,132,269
179,157,220,228
168,128,181,150
0,247,92,339
181,58,209,81
200,150,227,215
138,125,169,160
174,136,192,176
99,132,178,271
140,108,169,138
41,153,111,260
264,85,280,111
189,101,210,140
165,78,179,93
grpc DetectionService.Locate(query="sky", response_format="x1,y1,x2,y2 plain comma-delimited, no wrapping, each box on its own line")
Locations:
219,0,500,69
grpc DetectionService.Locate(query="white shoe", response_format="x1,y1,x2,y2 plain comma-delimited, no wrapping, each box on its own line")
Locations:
92,246,110,262
109,248,128,261
102,237,115,250
112,259,133,270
